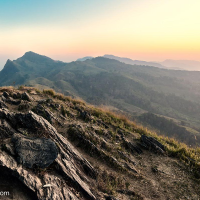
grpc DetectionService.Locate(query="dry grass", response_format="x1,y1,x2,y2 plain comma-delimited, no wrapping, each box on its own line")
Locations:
42,89,56,96
89,105,200,174
0,86,14,92
97,170,126,194
42,88,86,105
71,97,86,106
27,87,200,175
134,125,200,173
90,106,136,128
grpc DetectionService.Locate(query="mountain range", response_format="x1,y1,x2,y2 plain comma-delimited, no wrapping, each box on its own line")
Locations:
1,51,200,146
76,54,200,71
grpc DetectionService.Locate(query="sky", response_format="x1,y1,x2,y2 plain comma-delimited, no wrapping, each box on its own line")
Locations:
0,0,200,68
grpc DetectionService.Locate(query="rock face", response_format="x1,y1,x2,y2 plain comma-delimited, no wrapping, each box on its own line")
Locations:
0,99,8,108
0,108,97,200
140,135,166,154
21,92,33,101
12,133,58,168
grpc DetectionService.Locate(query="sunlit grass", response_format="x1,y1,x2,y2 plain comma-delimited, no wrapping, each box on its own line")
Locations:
37,87,200,175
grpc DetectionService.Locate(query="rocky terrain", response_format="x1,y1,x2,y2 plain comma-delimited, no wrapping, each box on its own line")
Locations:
0,87,199,200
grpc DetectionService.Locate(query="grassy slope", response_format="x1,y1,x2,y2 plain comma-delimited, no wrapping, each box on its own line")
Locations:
35,87,200,173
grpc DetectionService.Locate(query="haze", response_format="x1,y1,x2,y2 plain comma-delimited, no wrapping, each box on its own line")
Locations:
0,0,200,69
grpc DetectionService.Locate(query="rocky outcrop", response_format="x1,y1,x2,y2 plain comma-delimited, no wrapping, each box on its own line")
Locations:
0,119,16,139
140,135,166,154
21,92,33,101
122,138,143,154
0,108,97,200
12,133,58,168
0,99,8,109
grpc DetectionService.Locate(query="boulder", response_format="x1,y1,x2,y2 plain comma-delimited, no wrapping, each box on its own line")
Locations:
12,133,58,168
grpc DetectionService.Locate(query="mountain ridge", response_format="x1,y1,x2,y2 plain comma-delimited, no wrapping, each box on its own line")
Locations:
103,54,167,69
1,52,200,147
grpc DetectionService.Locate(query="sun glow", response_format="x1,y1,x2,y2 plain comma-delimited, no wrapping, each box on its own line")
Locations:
0,0,200,65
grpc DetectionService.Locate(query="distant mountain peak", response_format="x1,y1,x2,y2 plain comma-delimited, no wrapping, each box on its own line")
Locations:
5,59,12,64
20,51,53,62
22,51,40,57
76,56,93,61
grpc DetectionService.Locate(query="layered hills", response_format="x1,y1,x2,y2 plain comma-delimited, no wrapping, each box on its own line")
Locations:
1,52,200,146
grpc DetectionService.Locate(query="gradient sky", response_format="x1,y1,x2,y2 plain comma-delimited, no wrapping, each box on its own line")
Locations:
0,0,200,68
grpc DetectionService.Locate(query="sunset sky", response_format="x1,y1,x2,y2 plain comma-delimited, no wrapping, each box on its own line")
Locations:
0,0,200,68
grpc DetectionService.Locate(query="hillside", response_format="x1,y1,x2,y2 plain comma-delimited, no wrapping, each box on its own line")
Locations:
1,52,200,147
0,87,199,200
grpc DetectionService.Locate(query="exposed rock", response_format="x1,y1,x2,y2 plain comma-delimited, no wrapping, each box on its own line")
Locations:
3,91,9,98
124,162,138,173
117,189,136,196
80,110,92,121
0,99,8,109
21,92,33,102
105,196,119,200
46,98,53,104
37,99,46,104
18,101,31,111
117,150,136,165
0,119,16,139
2,142,15,156
12,133,58,168
122,138,143,154
0,88,199,200
12,92,18,99
140,135,166,154
0,109,97,200
12,92,22,99
33,104,61,125
1,95,6,102
68,124,125,171
6,97,21,105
